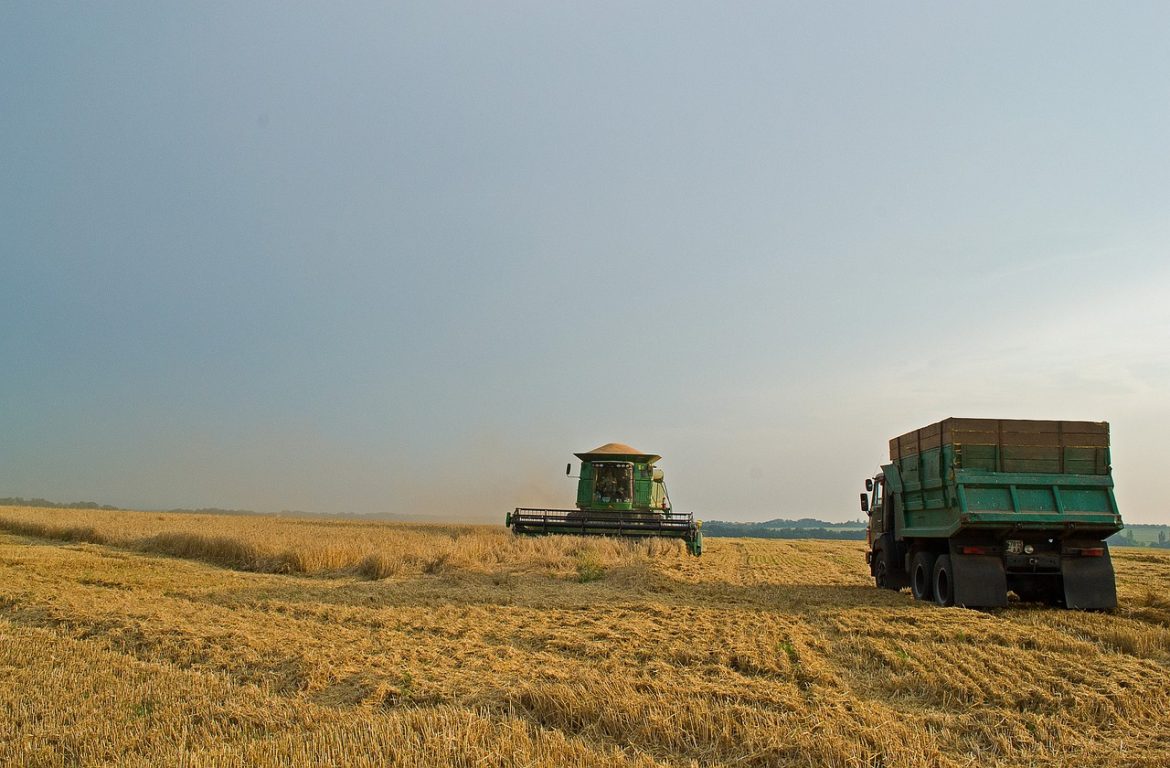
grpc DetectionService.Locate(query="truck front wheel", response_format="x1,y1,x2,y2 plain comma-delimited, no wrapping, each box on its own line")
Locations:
933,555,955,607
911,551,936,601
873,546,896,590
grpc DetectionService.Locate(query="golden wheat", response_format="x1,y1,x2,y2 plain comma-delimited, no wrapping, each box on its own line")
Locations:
0,505,678,579
2,504,1169,767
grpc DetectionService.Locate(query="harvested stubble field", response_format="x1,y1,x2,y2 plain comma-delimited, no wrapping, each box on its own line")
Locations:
1,506,1169,767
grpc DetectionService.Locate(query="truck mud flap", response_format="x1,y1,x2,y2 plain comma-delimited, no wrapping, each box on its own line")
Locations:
949,551,1007,608
1062,551,1117,610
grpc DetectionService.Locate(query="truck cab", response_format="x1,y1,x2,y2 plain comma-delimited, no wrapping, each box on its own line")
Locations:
861,471,908,590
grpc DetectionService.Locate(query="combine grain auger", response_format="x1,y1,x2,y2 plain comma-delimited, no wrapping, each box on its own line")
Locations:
507,443,702,556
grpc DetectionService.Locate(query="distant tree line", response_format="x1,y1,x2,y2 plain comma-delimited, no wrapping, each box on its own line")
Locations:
0,497,118,510
702,519,866,540
1110,526,1170,549
702,518,1170,547
165,507,259,516
0,497,257,517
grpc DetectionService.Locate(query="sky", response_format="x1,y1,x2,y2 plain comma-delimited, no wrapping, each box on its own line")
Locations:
2,2,1168,524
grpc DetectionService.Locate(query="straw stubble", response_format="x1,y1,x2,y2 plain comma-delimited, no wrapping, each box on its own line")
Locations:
1,505,1168,767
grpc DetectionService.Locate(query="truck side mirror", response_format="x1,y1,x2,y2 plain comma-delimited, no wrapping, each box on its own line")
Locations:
566,463,572,476
865,478,873,492
860,493,869,513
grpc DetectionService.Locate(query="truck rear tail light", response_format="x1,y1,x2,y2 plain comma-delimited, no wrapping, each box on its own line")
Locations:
959,546,989,555
1079,547,1104,557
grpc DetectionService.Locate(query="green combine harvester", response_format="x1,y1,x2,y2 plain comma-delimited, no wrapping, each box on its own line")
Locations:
507,443,702,556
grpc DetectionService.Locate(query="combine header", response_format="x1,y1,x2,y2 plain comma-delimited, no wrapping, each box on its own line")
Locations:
507,443,702,555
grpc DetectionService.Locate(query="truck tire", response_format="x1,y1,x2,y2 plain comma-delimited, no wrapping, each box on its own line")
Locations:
910,551,935,601
933,555,955,607
873,546,897,590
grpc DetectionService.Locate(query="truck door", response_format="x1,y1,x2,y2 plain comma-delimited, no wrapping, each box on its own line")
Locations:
868,478,885,538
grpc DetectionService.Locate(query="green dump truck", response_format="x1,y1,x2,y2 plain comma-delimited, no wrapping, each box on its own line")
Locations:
862,418,1122,609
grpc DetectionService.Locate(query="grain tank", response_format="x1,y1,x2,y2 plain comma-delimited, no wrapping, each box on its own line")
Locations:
507,443,702,555
862,418,1122,609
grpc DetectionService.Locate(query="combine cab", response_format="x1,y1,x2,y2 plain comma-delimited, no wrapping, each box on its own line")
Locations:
507,443,702,556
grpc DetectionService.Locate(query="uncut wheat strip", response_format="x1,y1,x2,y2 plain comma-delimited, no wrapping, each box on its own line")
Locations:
0,507,671,579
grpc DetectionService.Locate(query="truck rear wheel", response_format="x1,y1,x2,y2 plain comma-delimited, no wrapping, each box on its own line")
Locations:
910,551,935,601
933,555,955,607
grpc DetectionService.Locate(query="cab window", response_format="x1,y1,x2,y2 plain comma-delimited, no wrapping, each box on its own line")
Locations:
593,462,633,503
870,478,885,532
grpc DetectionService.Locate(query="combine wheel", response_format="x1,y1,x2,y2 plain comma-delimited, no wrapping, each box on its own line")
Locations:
910,551,936,601
933,555,955,607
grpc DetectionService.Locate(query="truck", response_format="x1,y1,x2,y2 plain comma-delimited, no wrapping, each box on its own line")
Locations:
861,418,1123,609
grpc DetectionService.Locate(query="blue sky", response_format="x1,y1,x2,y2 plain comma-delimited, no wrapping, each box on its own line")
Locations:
2,3,1168,523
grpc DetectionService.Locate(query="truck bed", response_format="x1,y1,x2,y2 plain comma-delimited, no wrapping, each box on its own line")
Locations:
890,418,1109,474
886,418,1120,539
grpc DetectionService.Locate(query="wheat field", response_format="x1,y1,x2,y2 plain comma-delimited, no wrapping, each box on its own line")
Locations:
1,505,1169,767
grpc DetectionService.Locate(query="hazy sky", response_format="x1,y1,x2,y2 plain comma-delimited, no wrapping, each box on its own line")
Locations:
3,3,1168,524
